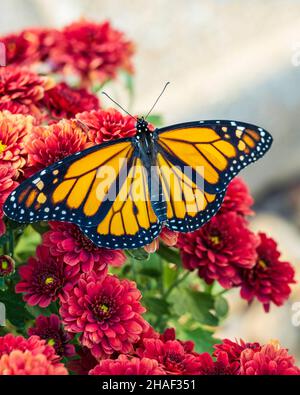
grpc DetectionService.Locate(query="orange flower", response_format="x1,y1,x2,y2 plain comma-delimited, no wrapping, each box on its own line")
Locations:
0,111,33,172
24,119,89,176
0,66,54,119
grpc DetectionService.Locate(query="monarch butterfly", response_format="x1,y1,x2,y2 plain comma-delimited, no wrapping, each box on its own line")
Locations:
3,90,272,250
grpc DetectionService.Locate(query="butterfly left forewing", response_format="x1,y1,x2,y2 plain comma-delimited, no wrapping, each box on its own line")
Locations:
4,139,134,227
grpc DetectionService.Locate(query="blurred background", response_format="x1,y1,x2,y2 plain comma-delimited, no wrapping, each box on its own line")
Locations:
1,0,300,359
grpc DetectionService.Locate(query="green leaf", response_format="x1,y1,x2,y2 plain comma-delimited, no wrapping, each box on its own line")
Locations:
26,301,59,318
126,248,150,261
163,262,178,290
31,222,50,235
172,288,219,326
14,226,42,263
157,244,181,266
214,295,229,318
143,296,170,316
0,290,33,329
138,253,161,278
182,327,220,354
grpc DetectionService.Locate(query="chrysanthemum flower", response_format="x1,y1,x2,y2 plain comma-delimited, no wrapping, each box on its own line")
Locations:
220,177,254,217
197,351,234,375
42,82,99,121
43,222,126,274
51,20,134,84
24,119,88,175
240,233,295,312
60,271,148,359
0,350,68,375
28,314,75,358
240,342,300,375
0,334,67,375
0,32,38,66
0,165,18,235
15,245,79,307
0,255,15,277
177,212,258,288
67,347,98,375
89,354,165,375
76,108,136,144
212,338,261,374
159,328,195,354
139,338,202,375
24,27,62,64
0,111,33,172
0,66,54,118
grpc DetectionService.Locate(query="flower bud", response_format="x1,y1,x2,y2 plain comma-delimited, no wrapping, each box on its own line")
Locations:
0,255,15,277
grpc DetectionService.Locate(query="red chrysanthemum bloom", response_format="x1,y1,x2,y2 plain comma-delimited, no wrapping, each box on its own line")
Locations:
212,338,261,374
0,66,54,118
24,119,88,176
43,222,126,273
0,334,67,375
52,20,134,85
1,28,60,67
159,328,195,354
42,82,99,121
240,233,295,312
220,177,254,217
240,342,300,375
197,351,236,375
76,108,136,144
28,314,75,358
67,347,98,375
177,212,258,288
0,32,37,66
0,255,15,277
60,271,149,359
15,245,79,307
0,165,18,235
89,354,165,375
0,111,33,172
25,27,62,64
139,338,202,375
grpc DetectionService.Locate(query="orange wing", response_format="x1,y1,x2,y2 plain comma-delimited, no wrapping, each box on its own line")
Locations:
154,120,272,231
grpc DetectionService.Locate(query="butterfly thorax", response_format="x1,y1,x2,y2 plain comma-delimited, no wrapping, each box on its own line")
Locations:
134,117,156,160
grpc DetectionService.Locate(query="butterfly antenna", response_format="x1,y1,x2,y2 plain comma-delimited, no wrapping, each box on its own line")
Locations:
102,92,137,121
145,82,170,120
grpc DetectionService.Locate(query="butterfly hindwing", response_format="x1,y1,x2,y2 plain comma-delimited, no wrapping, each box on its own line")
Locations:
80,156,161,249
155,120,272,232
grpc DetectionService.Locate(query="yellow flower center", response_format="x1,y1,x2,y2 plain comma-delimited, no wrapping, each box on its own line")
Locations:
258,259,267,270
99,304,109,313
210,235,220,246
47,338,56,347
0,141,7,154
45,276,54,285
1,261,8,270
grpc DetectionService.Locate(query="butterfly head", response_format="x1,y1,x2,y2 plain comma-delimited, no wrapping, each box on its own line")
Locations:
136,117,149,135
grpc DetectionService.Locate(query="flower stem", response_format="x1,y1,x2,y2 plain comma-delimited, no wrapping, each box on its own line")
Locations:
163,271,191,299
